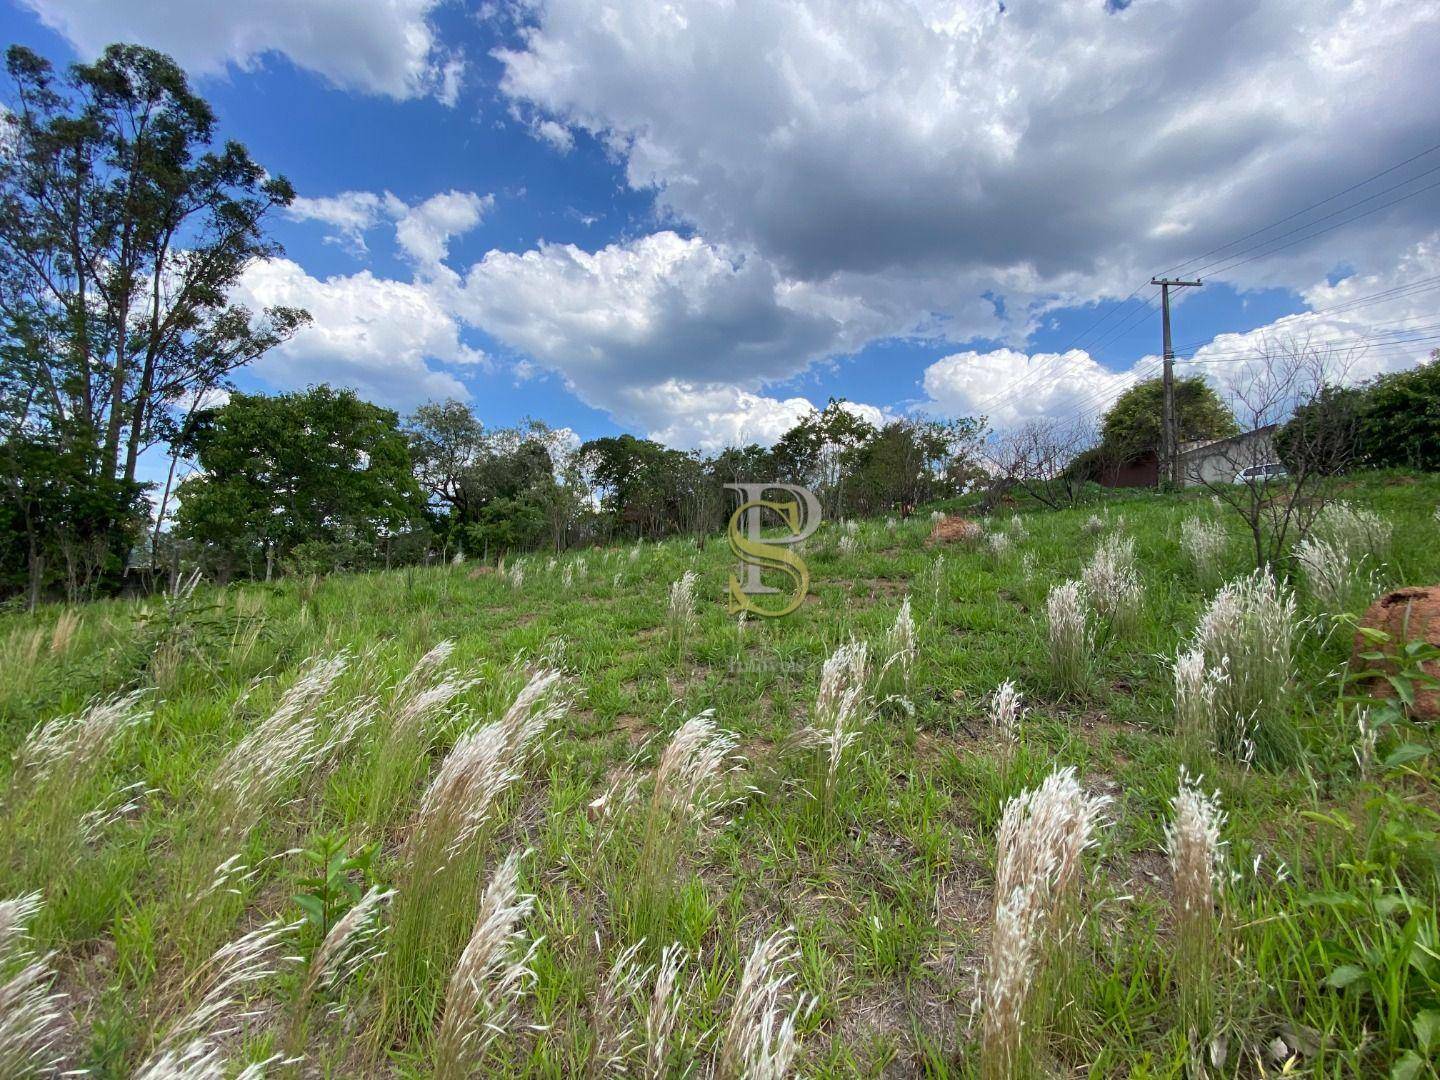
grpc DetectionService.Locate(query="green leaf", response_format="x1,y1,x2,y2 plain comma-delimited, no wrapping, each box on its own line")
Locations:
293,893,325,927
1391,1051,1424,1080
1414,1010,1440,1055
1383,744,1431,769
1323,964,1367,990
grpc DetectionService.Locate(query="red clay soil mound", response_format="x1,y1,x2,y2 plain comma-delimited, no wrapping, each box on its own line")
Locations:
1352,586,1440,721
927,514,983,547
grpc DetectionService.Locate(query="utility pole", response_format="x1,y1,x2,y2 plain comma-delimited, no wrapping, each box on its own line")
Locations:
1150,277,1203,487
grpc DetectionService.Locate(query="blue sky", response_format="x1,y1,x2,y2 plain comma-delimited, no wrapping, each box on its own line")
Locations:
4,0,1438,460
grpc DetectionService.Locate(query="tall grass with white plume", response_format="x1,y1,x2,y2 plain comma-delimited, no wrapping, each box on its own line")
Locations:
1045,580,1092,694
668,571,698,649
588,938,650,1075
718,929,812,1080
286,885,394,1057
142,916,300,1072
383,669,564,1036
1294,534,1377,616
431,850,539,1077
1172,648,1226,771
981,767,1109,1078
990,679,1025,749
7,690,150,889
614,711,742,944
803,642,869,826
0,893,66,1078
1310,501,1392,565
645,943,690,1078
1082,533,1143,636
1180,518,1230,588
363,640,480,833
1191,570,1298,762
883,596,917,693
1164,772,1228,1062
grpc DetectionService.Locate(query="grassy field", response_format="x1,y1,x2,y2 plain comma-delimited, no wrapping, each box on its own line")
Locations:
2,472,1438,1078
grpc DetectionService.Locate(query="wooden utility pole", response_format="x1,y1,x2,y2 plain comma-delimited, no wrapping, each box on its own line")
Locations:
1150,277,1203,487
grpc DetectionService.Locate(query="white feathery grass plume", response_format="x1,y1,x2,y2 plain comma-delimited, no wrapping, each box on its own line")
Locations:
718,929,812,1080
14,689,150,782
668,571,698,637
837,535,859,557
132,1038,227,1079
0,893,66,1078
885,516,897,531
806,642,869,793
989,680,1025,746
984,530,1012,559
1354,709,1378,779
1164,771,1228,1055
644,943,689,1079
1045,580,1092,692
304,886,395,999
1165,772,1226,925
652,711,742,825
452,551,465,567
1019,551,1036,585
209,652,349,824
411,668,563,862
1082,532,1142,631
413,722,519,863
433,850,538,1075
843,520,858,536
884,597,917,687
1191,570,1297,756
590,938,651,1074
1006,516,1028,537
980,768,1108,1079
1173,648,1224,763
496,667,568,765
993,766,1109,917
1310,501,1392,564
1082,514,1105,536
562,563,575,590
150,917,300,1061
979,885,1036,1080
1180,518,1229,584
629,545,642,563
930,509,944,522
133,1041,285,1080
1294,535,1375,614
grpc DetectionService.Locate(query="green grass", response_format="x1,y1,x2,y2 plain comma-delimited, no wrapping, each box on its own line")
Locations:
2,471,1439,1076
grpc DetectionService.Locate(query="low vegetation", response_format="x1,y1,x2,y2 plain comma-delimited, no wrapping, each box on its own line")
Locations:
1,472,1438,1077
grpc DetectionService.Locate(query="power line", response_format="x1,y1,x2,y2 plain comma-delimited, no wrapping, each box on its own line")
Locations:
1156,140,1440,278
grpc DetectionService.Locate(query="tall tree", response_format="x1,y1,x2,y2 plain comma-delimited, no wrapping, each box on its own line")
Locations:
174,387,423,580
0,44,307,597
1099,376,1237,463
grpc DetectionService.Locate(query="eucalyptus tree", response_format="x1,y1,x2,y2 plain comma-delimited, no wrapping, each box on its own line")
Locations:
0,44,307,599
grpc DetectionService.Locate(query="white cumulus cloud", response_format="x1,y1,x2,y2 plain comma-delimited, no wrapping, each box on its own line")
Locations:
22,0,459,101
234,258,482,409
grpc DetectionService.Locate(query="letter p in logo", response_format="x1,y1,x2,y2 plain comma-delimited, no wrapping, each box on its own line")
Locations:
724,483,822,617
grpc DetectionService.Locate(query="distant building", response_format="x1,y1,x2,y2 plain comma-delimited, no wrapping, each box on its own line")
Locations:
1178,424,1280,488
1087,425,1281,490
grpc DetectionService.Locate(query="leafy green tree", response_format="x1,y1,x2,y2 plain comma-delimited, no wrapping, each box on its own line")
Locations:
1275,383,1367,475
174,387,424,579
1359,352,1440,469
0,44,307,598
1099,377,1238,463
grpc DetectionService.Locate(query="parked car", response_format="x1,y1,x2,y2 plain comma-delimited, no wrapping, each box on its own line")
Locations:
1234,462,1288,484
